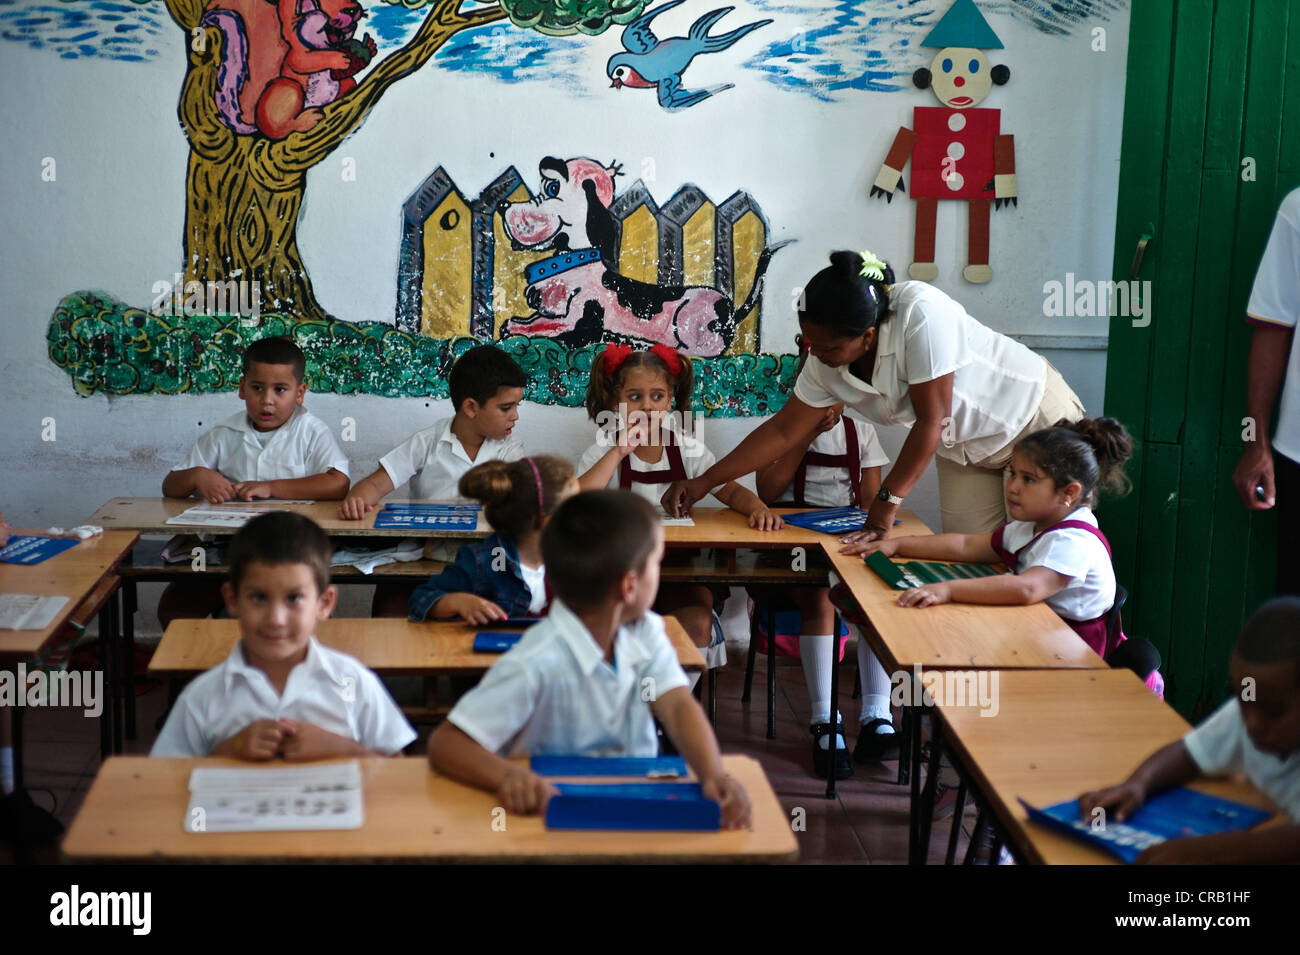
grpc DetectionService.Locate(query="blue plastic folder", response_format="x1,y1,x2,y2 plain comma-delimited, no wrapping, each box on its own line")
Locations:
781,507,901,534
544,783,721,831
1019,789,1271,863
472,632,523,653
530,755,688,777
0,535,80,565
373,503,479,529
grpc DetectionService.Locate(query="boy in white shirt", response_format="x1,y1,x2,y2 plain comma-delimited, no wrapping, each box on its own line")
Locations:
338,344,525,516
152,512,415,759
159,337,351,626
427,490,751,828
1079,597,1300,864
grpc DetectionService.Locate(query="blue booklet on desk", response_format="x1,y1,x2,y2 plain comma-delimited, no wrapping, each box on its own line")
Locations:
530,755,688,777
0,535,80,565
545,782,720,831
472,632,524,653
782,507,901,534
1020,789,1271,863
373,503,479,529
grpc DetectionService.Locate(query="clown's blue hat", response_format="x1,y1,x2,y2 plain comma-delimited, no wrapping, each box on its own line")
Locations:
922,0,1003,50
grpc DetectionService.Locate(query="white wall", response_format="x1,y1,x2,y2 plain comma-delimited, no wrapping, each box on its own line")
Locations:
0,3,1127,634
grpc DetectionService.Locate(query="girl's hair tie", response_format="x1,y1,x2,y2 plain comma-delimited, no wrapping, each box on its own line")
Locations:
858,249,888,282
600,343,634,376
524,457,544,518
649,343,683,376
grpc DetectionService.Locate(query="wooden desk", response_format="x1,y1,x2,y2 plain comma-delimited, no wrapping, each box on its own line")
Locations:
1,529,139,776
62,754,797,863
149,616,707,676
931,669,1276,865
0,530,138,660
664,507,929,549
822,546,1104,672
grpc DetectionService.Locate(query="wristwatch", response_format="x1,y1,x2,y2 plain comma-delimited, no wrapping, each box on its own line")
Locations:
877,485,904,506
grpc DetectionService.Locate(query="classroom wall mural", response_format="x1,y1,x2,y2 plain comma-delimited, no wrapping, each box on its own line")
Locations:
26,0,1121,414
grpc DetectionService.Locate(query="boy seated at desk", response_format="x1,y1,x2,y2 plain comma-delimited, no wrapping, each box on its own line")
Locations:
159,336,351,627
1080,597,1300,863
427,490,751,828
151,512,415,760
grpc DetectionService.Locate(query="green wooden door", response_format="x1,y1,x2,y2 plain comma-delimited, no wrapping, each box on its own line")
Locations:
1103,0,1299,719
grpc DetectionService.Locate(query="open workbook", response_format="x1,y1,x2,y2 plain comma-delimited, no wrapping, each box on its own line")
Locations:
184,761,363,833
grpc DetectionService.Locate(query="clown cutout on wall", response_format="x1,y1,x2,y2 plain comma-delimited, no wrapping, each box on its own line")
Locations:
870,0,1015,284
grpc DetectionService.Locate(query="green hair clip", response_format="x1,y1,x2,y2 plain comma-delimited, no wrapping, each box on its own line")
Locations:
859,249,887,282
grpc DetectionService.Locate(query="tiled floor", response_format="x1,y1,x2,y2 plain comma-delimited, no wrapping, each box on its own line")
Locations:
2,648,980,864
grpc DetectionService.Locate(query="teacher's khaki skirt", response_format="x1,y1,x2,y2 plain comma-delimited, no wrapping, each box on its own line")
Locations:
935,361,1086,535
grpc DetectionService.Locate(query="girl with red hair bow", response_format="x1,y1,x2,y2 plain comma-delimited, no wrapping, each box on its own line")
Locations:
576,344,782,664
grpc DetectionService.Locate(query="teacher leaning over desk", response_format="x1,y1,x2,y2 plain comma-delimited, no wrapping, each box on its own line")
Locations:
663,250,1087,545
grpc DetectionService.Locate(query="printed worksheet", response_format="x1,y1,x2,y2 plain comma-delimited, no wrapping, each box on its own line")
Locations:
184,761,363,833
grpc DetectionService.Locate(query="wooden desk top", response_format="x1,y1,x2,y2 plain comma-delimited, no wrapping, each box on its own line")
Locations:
62,754,797,863
822,546,1105,671
148,615,707,675
0,529,138,661
663,507,928,549
934,669,1276,865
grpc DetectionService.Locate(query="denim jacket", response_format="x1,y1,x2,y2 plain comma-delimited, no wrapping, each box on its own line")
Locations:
408,534,541,621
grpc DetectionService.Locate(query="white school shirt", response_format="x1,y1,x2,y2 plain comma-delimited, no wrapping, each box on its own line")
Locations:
379,417,523,499
520,562,547,614
772,416,890,507
997,506,1115,622
1246,187,1300,462
173,407,350,481
150,637,416,757
578,428,718,509
1183,698,1300,823
793,281,1046,466
446,600,690,757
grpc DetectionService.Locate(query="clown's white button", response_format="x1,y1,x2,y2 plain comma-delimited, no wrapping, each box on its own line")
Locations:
946,172,964,191
947,142,965,160
948,113,966,131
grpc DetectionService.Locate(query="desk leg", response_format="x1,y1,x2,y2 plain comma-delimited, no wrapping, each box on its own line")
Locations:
906,702,924,863
945,777,969,865
824,612,841,800
963,806,988,865
122,578,137,740
99,595,122,755
97,602,114,759
8,672,24,794
707,669,717,726
912,722,943,865
765,601,776,740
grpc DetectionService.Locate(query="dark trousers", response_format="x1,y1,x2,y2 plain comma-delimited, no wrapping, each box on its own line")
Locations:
1276,451,1300,596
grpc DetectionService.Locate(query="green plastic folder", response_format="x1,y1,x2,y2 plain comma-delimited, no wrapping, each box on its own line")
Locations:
864,552,1000,590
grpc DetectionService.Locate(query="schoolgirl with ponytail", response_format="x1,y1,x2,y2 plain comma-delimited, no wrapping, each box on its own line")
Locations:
861,417,1139,660
408,456,577,625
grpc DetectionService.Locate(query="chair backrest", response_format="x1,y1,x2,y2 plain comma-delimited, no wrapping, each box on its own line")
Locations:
1106,584,1129,651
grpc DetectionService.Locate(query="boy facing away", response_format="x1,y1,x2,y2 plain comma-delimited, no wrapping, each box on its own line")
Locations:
151,512,415,759
1080,597,1300,863
427,490,752,828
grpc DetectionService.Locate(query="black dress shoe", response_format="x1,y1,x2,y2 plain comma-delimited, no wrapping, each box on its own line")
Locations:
811,722,854,780
854,717,900,763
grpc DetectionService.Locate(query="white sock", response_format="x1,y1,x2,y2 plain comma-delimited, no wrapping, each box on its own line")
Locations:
799,634,846,750
0,747,13,795
855,627,895,733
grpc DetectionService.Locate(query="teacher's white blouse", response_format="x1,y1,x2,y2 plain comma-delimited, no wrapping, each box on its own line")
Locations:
793,281,1046,465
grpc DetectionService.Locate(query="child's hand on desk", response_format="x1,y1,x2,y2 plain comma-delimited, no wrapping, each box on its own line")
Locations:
338,493,374,520
279,720,361,761
194,468,237,504
498,765,558,815
444,594,508,626
896,581,950,608
703,774,752,829
748,507,784,531
231,481,273,502
1077,779,1146,825
840,536,898,557
223,720,289,760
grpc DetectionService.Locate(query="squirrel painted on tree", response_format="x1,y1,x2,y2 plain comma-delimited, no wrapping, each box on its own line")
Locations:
201,0,376,139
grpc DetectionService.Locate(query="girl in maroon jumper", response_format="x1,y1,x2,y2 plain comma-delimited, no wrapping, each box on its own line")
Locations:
857,418,1139,661
577,344,780,658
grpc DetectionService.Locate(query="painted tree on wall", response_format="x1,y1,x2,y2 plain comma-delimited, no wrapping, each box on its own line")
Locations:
166,0,644,321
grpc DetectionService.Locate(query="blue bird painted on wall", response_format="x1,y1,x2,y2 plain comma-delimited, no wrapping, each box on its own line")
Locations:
606,0,773,111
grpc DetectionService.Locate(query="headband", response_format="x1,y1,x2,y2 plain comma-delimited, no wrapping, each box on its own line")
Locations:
524,457,544,516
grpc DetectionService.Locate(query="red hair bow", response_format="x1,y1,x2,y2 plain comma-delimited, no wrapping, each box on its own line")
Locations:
650,344,683,376
600,343,634,376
